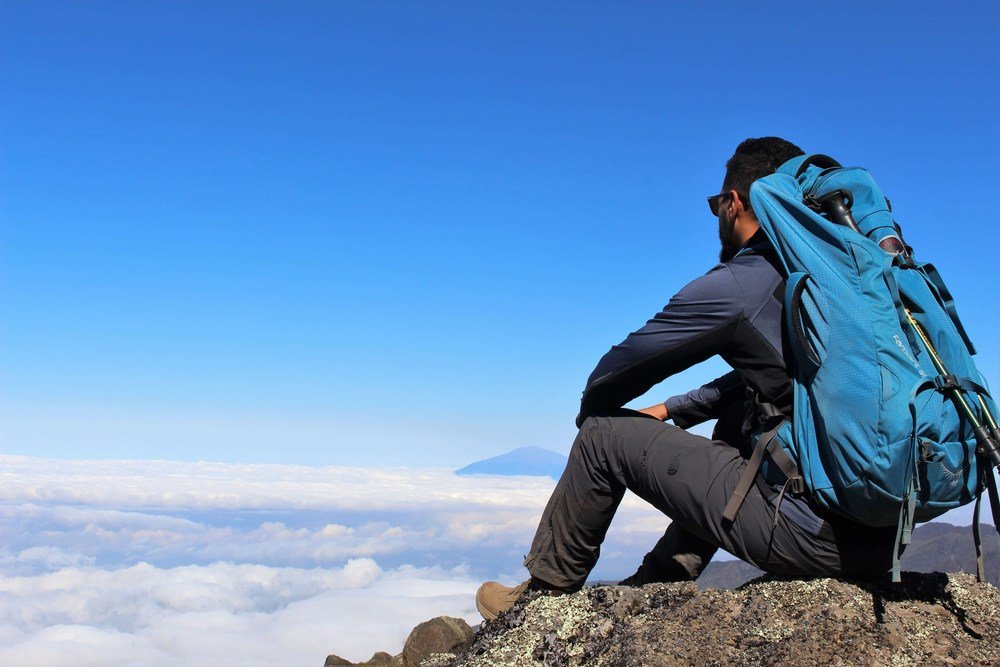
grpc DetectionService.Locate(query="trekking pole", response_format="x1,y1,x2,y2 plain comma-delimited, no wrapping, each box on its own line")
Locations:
904,308,1000,469
976,395,1000,460
811,185,1000,469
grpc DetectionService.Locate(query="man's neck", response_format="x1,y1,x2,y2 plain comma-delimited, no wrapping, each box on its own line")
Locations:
736,220,761,247
741,227,767,249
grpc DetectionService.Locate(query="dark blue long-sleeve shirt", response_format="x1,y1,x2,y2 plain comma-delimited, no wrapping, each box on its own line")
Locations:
577,230,791,428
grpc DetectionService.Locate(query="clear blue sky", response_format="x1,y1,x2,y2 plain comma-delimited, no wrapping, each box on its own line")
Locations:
2,1,997,466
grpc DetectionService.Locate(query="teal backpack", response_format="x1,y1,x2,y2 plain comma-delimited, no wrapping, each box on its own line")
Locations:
721,154,1000,581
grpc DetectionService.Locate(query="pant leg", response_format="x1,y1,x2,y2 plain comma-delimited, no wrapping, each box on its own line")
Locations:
644,523,719,581
523,415,630,591
634,406,746,582
524,410,879,590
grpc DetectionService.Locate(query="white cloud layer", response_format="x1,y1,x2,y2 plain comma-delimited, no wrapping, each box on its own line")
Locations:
0,454,555,511
0,453,673,665
0,558,482,667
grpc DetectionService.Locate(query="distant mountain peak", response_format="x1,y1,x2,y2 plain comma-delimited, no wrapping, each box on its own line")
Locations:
456,446,567,480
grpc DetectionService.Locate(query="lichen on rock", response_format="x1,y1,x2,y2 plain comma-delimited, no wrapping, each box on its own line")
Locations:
451,573,999,666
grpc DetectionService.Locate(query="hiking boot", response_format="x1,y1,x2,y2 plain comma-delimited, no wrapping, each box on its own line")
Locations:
475,579,532,621
476,577,566,621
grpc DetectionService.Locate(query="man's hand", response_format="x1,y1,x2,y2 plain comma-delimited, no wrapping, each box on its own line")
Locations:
637,403,669,421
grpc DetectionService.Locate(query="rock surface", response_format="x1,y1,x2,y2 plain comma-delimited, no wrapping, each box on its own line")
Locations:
402,617,475,667
324,616,474,667
455,572,999,666
325,650,397,666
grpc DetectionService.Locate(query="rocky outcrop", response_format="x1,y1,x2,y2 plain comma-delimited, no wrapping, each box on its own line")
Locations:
402,617,476,667
325,616,474,667
327,572,999,666
325,652,397,666
457,573,999,666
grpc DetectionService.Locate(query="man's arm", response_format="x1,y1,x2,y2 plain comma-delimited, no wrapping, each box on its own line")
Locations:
634,372,744,423
662,371,745,428
576,265,744,427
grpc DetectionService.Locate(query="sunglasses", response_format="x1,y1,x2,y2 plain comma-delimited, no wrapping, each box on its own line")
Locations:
707,190,748,217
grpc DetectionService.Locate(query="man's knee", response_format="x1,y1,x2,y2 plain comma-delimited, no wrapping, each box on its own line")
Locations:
577,410,644,436
572,415,608,459
572,412,659,470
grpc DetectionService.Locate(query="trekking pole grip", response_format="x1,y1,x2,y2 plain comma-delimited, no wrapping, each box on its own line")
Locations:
977,427,1000,469
817,189,862,234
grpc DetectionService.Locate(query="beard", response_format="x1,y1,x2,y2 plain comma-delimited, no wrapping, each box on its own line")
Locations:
718,208,741,262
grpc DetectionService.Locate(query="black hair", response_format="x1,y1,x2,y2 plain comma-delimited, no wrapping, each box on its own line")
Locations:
723,137,805,213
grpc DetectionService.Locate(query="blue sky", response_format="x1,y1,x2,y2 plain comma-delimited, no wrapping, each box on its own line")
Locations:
2,1,998,466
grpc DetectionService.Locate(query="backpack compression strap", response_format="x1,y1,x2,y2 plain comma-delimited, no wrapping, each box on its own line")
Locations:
722,414,803,523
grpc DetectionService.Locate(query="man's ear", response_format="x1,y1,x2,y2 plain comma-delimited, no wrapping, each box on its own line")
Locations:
730,190,747,213
731,190,757,222
731,190,760,241
719,189,736,217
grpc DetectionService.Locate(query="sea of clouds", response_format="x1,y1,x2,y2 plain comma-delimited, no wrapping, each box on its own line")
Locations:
0,454,671,665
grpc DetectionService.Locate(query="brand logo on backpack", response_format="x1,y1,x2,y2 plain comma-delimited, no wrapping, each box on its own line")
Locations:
893,334,926,377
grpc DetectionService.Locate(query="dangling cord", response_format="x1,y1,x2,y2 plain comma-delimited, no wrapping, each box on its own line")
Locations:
973,465,984,583
892,483,911,584
986,465,1000,569
902,440,921,556
892,450,918,585
771,477,793,531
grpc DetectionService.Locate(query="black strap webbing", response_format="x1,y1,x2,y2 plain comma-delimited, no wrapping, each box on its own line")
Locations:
794,154,842,178
723,419,797,523
892,478,917,583
769,446,804,493
756,400,784,420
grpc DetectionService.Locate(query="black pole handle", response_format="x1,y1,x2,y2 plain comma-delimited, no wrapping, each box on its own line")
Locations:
817,189,862,234
981,427,1000,469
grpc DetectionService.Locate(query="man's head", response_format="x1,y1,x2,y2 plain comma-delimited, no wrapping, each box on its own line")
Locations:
713,137,804,261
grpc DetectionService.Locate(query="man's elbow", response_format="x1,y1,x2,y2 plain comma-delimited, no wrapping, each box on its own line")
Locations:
576,392,607,428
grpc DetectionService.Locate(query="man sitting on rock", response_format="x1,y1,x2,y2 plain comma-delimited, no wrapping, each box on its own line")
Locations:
477,137,901,621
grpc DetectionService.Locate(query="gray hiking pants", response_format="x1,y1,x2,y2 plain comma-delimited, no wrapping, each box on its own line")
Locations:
524,410,900,591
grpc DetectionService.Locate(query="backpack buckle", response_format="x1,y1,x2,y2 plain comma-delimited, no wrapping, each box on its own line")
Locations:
787,477,805,494
933,374,960,392
893,252,917,269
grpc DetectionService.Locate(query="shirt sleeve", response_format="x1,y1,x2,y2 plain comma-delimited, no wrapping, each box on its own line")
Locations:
663,371,745,429
576,264,744,427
